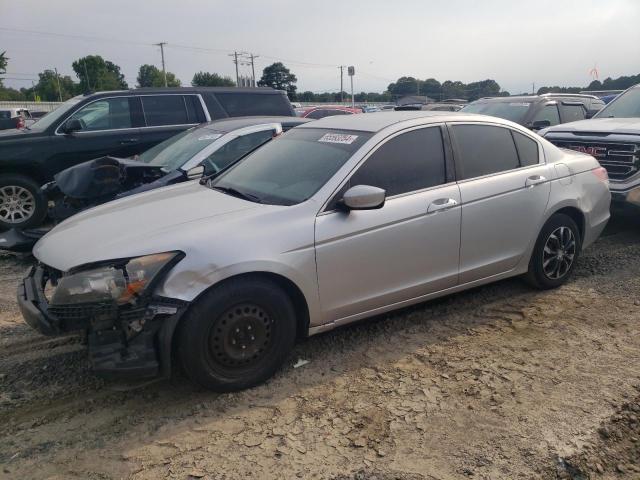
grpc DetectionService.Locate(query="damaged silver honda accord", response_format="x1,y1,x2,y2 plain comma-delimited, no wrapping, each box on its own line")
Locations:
18,111,611,391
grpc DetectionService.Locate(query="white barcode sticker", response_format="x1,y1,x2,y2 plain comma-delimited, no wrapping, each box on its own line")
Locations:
318,133,358,144
198,134,222,141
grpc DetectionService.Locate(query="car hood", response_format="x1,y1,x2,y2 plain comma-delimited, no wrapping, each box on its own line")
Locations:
33,181,267,271
543,117,640,135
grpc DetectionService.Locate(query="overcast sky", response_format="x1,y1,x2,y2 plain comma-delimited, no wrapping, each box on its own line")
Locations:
1,0,639,95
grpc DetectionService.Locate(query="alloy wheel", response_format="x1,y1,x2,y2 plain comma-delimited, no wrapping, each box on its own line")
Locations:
0,185,36,224
542,226,576,280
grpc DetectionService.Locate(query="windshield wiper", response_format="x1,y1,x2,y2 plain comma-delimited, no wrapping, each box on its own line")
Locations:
210,185,262,203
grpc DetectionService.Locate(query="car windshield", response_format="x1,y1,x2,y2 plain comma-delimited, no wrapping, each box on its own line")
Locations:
28,95,84,131
209,128,372,206
138,127,224,171
594,87,640,118
461,101,532,122
0,111,10,119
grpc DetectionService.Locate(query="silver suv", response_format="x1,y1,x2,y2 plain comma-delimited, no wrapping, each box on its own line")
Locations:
19,111,611,391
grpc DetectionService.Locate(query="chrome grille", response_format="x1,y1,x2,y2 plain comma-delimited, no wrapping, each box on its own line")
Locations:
553,140,640,180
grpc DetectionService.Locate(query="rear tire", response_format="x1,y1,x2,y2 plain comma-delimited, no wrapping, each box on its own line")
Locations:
178,277,297,392
0,174,47,229
525,213,581,290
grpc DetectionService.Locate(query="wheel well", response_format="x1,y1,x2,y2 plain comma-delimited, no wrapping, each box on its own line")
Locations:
553,207,585,246
192,272,311,339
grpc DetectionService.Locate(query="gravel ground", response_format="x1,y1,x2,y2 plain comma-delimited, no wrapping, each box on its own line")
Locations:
1,216,640,479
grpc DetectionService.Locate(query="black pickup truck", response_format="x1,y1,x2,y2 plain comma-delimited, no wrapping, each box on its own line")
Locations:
0,87,295,229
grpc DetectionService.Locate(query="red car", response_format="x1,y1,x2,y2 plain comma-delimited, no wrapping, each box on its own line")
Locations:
300,106,362,119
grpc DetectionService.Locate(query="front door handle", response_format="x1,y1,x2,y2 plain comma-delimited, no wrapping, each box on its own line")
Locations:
428,198,458,213
525,175,546,187
119,138,139,144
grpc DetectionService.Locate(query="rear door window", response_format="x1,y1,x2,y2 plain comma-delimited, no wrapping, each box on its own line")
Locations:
452,124,520,180
532,104,561,126
141,95,203,127
560,103,586,123
215,93,292,116
511,130,539,167
350,126,446,197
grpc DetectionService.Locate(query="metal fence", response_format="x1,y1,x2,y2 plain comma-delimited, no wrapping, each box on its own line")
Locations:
0,101,62,112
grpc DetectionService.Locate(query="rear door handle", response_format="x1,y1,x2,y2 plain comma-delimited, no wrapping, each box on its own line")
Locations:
525,175,546,187
428,198,458,213
119,138,139,144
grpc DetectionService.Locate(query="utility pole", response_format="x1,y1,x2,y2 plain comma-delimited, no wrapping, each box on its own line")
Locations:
229,52,240,87
83,59,91,92
154,42,168,87
339,66,346,103
532,82,535,95
54,68,63,101
246,53,259,87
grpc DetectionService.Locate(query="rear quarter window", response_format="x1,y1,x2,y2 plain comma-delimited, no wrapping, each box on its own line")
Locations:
215,93,292,116
512,131,539,167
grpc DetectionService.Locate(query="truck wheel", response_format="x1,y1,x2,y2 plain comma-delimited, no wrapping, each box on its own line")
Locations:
525,213,581,290
0,174,47,229
178,277,297,392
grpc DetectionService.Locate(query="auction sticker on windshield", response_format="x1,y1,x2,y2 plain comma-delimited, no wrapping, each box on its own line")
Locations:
198,134,223,141
318,133,359,144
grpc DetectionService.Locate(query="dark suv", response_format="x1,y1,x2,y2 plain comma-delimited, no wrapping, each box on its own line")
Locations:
0,87,294,228
460,94,605,130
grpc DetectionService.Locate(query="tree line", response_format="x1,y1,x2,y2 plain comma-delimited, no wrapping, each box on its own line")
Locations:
0,52,236,101
1,50,638,104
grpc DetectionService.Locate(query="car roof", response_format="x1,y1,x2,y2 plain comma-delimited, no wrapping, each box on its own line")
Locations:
195,116,312,133
83,87,287,98
472,94,599,104
297,110,505,133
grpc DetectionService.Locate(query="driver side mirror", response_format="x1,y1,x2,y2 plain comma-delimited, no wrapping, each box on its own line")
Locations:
340,185,386,211
186,165,205,180
62,118,83,134
531,120,551,130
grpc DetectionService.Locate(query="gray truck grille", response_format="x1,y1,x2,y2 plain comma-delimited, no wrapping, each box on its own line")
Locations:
553,140,640,180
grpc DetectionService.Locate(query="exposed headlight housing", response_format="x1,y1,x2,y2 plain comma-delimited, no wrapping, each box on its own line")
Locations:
50,252,182,306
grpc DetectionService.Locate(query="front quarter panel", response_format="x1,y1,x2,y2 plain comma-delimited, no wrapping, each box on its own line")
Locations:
154,201,322,325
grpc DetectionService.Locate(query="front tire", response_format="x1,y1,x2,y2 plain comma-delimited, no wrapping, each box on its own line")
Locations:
525,213,581,290
0,174,47,229
178,277,297,392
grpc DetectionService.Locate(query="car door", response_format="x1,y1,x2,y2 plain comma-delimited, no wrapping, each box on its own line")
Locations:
136,94,207,153
450,123,551,284
47,96,142,174
315,125,461,322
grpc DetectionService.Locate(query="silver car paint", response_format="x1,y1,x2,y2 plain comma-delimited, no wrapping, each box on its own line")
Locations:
32,112,611,335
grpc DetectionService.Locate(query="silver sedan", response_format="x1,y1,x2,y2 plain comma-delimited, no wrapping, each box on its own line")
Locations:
21,111,611,391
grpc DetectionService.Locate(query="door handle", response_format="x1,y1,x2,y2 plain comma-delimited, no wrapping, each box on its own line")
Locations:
119,138,139,144
428,198,458,213
525,175,546,187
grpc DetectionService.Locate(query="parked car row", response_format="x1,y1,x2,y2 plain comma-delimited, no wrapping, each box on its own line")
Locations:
15,108,611,392
0,108,38,131
0,87,295,229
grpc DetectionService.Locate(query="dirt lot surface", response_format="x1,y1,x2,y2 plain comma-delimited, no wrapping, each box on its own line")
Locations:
1,217,640,480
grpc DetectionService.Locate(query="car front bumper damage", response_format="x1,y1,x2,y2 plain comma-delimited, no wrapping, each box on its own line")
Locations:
17,265,188,379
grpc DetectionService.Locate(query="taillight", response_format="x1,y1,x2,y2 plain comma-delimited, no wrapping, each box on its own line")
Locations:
16,117,25,129
592,166,609,184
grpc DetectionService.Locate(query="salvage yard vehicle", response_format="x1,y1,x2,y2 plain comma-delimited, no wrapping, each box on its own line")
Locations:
300,106,362,119
540,83,640,213
0,87,295,229
461,94,605,130
0,116,311,252
18,111,610,392
0,108,35,130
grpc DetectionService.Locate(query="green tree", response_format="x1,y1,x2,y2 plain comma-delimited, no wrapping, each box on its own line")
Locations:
258,62,297,100
387,76,421,96
72,55,127,92
137,64,181,87
191,71,235,87
27,69,78,101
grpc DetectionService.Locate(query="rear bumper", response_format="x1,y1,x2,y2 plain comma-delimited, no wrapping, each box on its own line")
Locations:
18,266,188,378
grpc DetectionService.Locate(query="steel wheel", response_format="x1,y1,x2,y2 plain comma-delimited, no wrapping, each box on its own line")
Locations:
208,303,273,369
542,226,576,280
0,185,36,224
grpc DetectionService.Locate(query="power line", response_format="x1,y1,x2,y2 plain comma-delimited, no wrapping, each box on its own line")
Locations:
0,27,150,47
